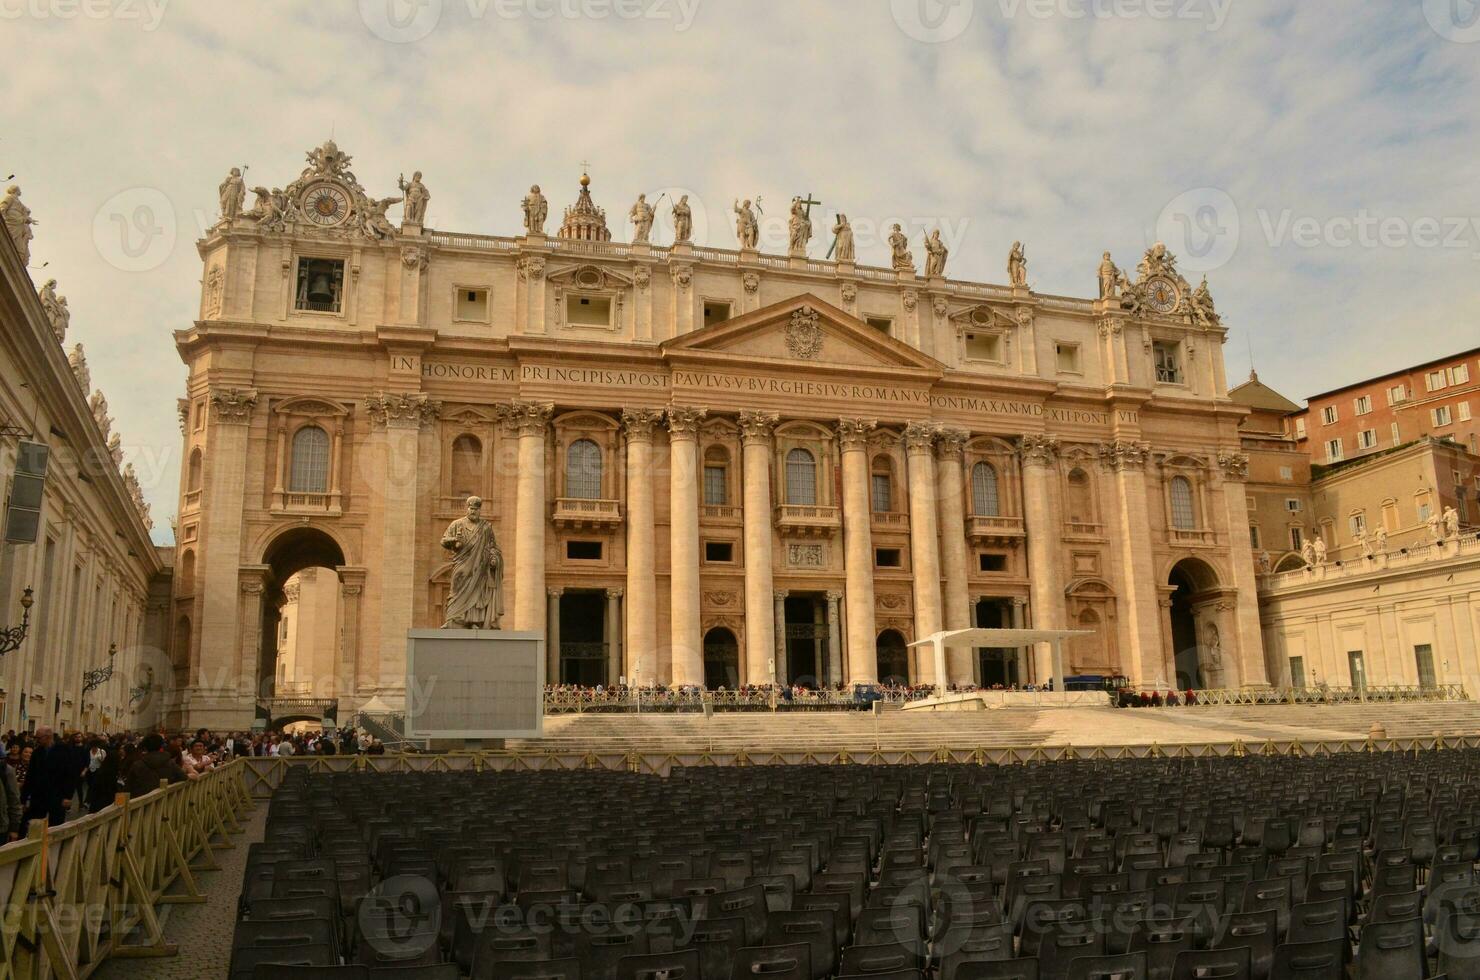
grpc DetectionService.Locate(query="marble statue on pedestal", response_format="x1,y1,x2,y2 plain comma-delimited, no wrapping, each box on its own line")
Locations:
733,199,759,250
888,224,914,272
398,171,430,225
1301,537,1317,567
1008,241,1028,287
923,229,949,277
68,343,89,391
831,214,854,262
38,279,69,342
672,195,693,243
629,193,655,243
1,185,36,264
219,168,246,223
1444,506,1461,540
440,496,504,630
1312,537,1327,565
522,185,548,236
1098,252,1120,299
787,197,812,254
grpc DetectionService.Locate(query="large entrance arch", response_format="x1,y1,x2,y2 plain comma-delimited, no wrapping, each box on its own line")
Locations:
703,628,740,690
876,629,909,686
256,526,357,722
1167,557,1222,690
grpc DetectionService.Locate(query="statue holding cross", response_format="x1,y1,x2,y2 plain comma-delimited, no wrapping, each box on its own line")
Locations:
788,193,821,256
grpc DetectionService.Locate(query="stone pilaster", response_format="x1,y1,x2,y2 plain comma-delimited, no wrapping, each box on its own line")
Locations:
502,401,553,632
621,409,662,684
335,566,366,701
772,590,788,685
739,410,779,685
1011,597,1030,683
1217,451,1269,687
904,422,944,682
1099,439,1165,687
605,588,624,688
1018,434,1062,682
838,418,878,684
666,406,707,687
547,588,562,684
935,427,973,683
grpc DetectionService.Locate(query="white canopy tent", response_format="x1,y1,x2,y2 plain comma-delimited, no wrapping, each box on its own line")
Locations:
908,628,1093,703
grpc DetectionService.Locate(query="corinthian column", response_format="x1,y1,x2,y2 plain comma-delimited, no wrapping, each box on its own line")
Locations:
1019,434,1064,682
667,406,708,687
904,422,944,683
621,409,662,683
935,427,973,682
739,410,779,686
1100,440,1165,686
838,418,878,684
504,401,553,632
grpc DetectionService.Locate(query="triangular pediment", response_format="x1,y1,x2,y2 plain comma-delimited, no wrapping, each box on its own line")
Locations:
662,294,944,373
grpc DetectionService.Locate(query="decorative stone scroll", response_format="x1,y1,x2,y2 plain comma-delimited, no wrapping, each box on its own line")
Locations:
498,401,554,435
1099,440,1152,471
1217,452,1250,480
903,421,938,456
210,387,259,425
835,418,877,449
665,406,708,436
621,408,664,442
738,410,780,446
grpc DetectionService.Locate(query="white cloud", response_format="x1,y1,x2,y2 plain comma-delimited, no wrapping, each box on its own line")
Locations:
6,0,1478,543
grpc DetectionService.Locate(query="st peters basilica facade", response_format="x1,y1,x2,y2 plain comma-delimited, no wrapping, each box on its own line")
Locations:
172,141,1263,728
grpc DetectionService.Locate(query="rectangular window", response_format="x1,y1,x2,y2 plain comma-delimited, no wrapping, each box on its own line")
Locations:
1454,363,1471,385
1325,439,1343,462
1391,421,1401,445
1321,406,1338,425
565,294,613,327
1349,513,1366,537
963,332,1001,362
1249,525,1261,548
1459,402,1472,422
294,257,345,313
1415,644,1437,690
1387,384,1408,405
702,465,727,506
455,287,489,321
1427,370,1447,391
1289,656,1306,689
1433,406,1453,427
1152,341,1183,384
1279,466,1294,481
1419,501,1432,521
703,301,731,327
565,540,602,561
1290,526,1304,550
1348,651,1366,690
978,553,1008,573
871,473,892,513
1285,498,1302,512
1294,418,1307,439
875,548,902,568
704,541,734,563
1354,395,1372,415
866,315,893,334
1055,342,1081,374
1357,429,1377,450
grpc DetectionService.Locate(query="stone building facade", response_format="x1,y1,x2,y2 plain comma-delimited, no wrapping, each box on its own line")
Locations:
0,188,167,733
172,141,1269,727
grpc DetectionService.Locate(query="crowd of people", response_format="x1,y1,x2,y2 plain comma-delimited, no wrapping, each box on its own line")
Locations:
0,724,393,838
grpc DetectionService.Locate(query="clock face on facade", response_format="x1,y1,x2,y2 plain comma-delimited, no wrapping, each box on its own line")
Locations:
1146,275,1179,314
302,182,352,227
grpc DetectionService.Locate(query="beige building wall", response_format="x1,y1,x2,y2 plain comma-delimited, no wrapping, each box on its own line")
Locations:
171,141,1272,726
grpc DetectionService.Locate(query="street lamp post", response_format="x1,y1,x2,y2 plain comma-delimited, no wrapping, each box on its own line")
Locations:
82,643,117,696
0,588,34,656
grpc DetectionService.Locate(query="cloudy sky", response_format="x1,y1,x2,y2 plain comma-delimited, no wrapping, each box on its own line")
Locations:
6,0,1480,543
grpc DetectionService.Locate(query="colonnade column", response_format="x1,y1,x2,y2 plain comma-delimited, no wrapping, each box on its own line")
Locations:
838,418,878,684
506,402,553,632
772,591,788,686
904,422,944,684
667,407,707,687
621,410,662,685
1019,435,1064,682
1011,597,1030,683
935,429,973,683
1103,440,1168,687
739,411,779,687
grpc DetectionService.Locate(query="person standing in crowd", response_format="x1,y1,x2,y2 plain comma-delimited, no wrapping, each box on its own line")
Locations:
0,743,20,841
86,742,122,814
22,726,77,826
182,739,215,776
124,734,188,797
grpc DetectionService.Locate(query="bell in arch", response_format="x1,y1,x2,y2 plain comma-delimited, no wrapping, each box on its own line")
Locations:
306,271,335,305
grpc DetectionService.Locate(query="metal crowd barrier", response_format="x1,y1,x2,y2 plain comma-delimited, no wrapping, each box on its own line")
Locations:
1187,685,1469,705
542,689,935,713
238,735,1480,791
0,758,252,979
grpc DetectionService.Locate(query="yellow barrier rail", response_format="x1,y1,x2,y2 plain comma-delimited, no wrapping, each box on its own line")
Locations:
0,759,252,979
237,736,1480,791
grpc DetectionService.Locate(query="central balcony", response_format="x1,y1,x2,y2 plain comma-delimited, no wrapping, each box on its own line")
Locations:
966,515,1025,546
775,504,841,538
552,497,623,530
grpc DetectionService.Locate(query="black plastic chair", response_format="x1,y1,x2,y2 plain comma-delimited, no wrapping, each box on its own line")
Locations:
253,967,368,980
482,957,583,980
953,960,1041,980
233,943,338,980
729,943,812,980
1354,918,1426,980
1171,946,1251,980
1214,909,1276,980
764,909,837,979
615,949,702,980
1268,940,1345,980
1065,952,1148,980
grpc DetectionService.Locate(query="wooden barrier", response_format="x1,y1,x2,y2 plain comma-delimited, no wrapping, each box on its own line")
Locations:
0,759,252,978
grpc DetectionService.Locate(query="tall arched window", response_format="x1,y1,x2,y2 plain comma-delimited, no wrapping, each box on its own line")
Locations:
870,456,893,513
1170,475,1196,530
288,426,330,493
566,439,603,499
450,434,483,498
187,448,203,492
785,448,817,506
703,446,729,506
1066,468,1094,524
971,462,1000,516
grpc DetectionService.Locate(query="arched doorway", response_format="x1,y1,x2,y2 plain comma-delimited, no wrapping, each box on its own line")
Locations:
1167,558,1219,690
876,629,909,686
703,628,740,689
259,527,348,708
